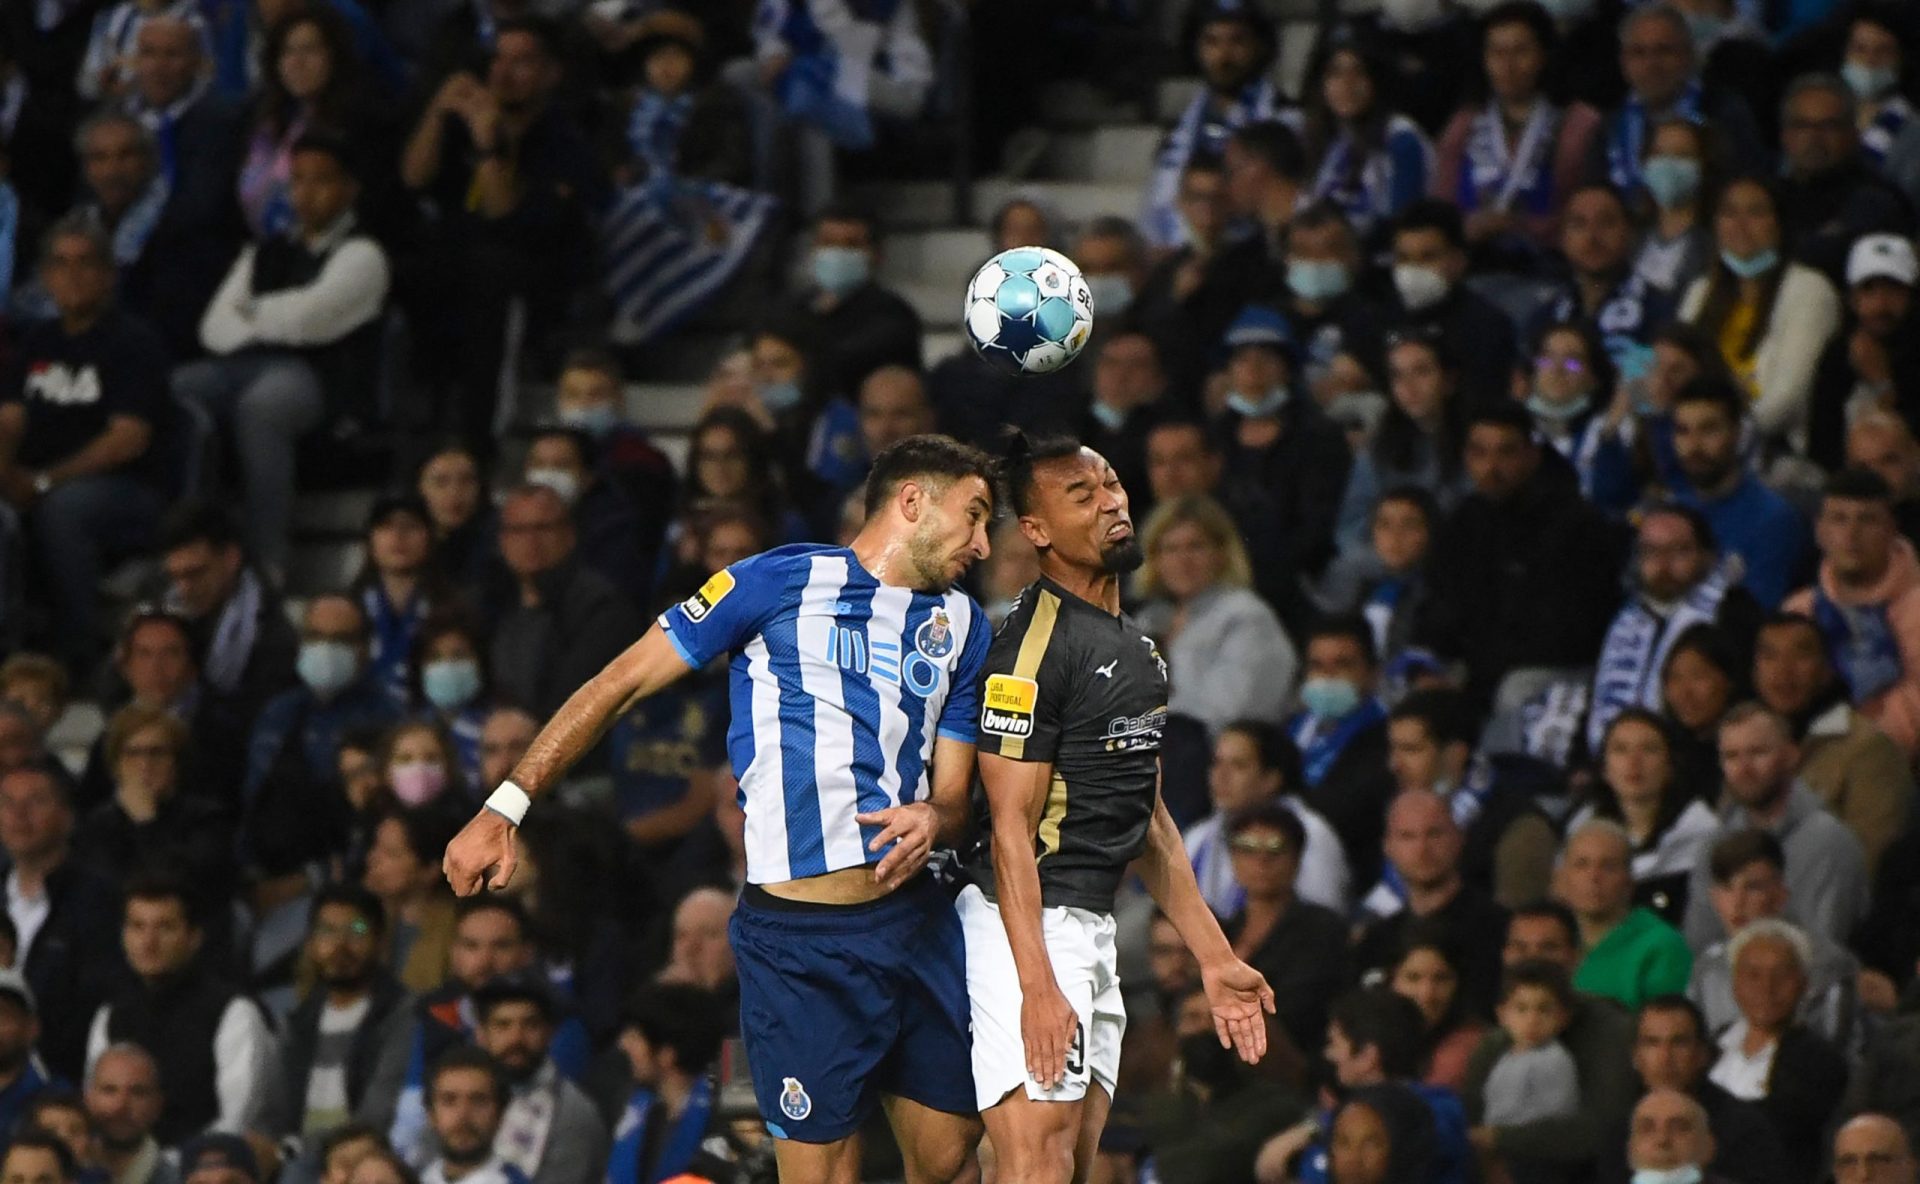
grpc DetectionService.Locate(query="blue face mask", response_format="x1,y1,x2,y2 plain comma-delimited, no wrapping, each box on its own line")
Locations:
1227,386,1289,419
1721,247,1780,279
812,247,871,297
1086,273,1134,316
758,379,804,413
422,658,482,712
1843,61,1898,100
1631,1169,1702,1184
1287,259,1352,303
1299,676,1361,720
559,403,618,438
1641,155,1702,209
297,641,359,698
1526,391,1591,422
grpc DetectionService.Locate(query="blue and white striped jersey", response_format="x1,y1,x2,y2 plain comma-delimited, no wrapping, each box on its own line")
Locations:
659,544,991,884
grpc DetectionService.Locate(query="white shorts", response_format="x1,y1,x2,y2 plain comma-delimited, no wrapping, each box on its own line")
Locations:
956,883,1127,1111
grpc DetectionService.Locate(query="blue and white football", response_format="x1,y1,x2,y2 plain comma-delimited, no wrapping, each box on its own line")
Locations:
963,246,1095,376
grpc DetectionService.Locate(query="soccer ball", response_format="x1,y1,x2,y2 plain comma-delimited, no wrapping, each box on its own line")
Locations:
964,246,1095,376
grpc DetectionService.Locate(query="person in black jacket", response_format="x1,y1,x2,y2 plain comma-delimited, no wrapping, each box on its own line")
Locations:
0,762,122,1085
1775,76,1914,289
72,704,233,908
1809,234,1920,471
1286,616,1396,884
1381,201,1517,407
768,201,922,406
1416,402,1631,711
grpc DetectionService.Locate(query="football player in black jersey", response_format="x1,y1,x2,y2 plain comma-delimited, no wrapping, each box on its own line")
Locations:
959,432,1275,1183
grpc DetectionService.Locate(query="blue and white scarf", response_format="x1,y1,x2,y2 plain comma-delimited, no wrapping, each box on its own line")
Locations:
1142,78,1280,248
608,1078,713,1184
1586,556,1741,752
1812,586,1906,703
1294,113,1428,237
1864,96,1915,170
1607,81,1702,191
1289,697,1388,788
1458,99,1560,216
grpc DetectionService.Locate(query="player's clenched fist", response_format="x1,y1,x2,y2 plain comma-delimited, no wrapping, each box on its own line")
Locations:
444,808,518,895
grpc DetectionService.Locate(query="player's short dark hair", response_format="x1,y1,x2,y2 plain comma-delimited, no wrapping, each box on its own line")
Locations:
1500,958,1575,1010
1824,465,1894,507
1218,719,1304,790
5,1130,78,1181
863,434,997,518
1639,502,1717,552
428,1046,510,1109
1305,613,1379,669
1508,899,1580,948
1465,400,1537,439
1670,376,1746,426
1228,120,1307,182
1329,988,1426,1079
1224,800,1306,852
624,983,727,1075
310,881,386,937
1393,199,1466,250
1637,994,1709,1042
1001,429,1089,518
1707,828,1786,884
159,499,244,555
1389,688,1479,749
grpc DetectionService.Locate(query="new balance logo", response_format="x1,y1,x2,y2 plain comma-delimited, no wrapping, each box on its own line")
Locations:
1094,659,1118,679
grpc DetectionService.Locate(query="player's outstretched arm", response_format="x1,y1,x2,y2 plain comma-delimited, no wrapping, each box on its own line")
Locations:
1134,788,1276,1064
443,624,694,895
978,750,1080,1091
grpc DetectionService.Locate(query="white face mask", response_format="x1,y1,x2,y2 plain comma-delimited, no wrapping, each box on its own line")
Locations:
1393,263,1451,311
1631,1168,1702,1184
525,467,580,506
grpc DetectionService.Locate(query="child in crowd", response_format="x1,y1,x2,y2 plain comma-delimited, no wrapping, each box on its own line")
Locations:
1479,960,1582,1184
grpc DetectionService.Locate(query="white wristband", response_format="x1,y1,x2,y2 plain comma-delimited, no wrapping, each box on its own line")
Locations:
484,781,532,827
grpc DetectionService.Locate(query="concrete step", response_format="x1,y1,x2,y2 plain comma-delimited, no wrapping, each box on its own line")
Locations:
924,330,967,367
1278,22,1322,98
880,227,994,289
860,177,1145,230
654,432,691,472
292,489,379,537
1156,77,1203,124
1045,124,1166,185
625,383,707,432
898,280,965,331
287,539,366,599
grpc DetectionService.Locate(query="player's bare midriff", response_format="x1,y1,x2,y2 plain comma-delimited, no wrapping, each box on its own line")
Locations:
759,864,900,905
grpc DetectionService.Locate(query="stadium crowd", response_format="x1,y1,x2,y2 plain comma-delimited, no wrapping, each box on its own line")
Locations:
1,0,1919,1180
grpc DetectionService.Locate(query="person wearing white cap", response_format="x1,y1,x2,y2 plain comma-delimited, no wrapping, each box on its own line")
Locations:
1808,233,1920,469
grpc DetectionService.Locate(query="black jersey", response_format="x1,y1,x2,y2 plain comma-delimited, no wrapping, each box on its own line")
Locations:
969,575,1169,912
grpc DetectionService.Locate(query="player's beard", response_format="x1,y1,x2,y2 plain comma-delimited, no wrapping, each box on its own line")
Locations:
906,523,961,592
1100,536,1145,574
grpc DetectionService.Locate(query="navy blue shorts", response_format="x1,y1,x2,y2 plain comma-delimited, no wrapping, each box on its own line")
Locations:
730,873,976,1142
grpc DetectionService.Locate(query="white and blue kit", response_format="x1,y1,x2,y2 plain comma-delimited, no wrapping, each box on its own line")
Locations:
658,544,990,1139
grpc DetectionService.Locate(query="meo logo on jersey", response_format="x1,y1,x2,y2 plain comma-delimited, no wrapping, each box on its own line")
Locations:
981,674,1037,738
679,570,735,622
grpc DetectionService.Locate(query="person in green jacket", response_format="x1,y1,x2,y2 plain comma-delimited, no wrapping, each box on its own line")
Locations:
1559,819,1694,1010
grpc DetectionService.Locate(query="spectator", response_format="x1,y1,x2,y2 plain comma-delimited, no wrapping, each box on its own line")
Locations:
1689,829,1860,1049
1811,235,1920,473
1587,322,1734,516
1,216,169,672
1355,790,1509,1017
1319,488,1440,669
1845,411,1920,544
1287,617,1396,881
1219,802,1350,1064
1588,504,1761,752
86,877,275,1144
1383,688,1557,910
1144,419,1223,507
1832,1113,1918,1184
656,409,807,579
855,367,935,476
1142,2,1280,250
1432,1,1602,260
1323,1085,1439,1184
1843,9,1919,188
1630,117,1719,299
1186,721,1350,916
475,710,535,794
1333,331,1469,552
1216,120,1305,307
1706,918,1847,1184
1416,402,1629,709
1388,927,1487,1093
1668,378,1812,608
606,984,725,1184
1567,710,1720,925
1383,201,1518,402
276,882,412,1142
1521,319,1614,470
414,443,496,594
767,203,920,405
1462,902,1640,1177
411,615,491,788
1526,186,1672,381
157,501,299,727
372,725,464,828
1591,5,1766,192
419,1049,522,1184
1750,611,1913,876
1775,74,1913,285
1783,466,1920,759
1,1132,76,1184
111,16,248,359
1679,176,1843,451
244,593,405,809
1135,494,1297,736
399,18,601,441
1212,306,1353,627
1683,704,1870,947
1476,960,1581,1184
469,979,606,1184
84,1044,177,1184
520,429,649,604
0,659,64,739
1557,819,1693,1010
488,485,641,719
72,704,230,899
0,763,122,1084
546,350,673,544
180,132,390,575
0,968,50,1139
1077,335,1169,518
1623,1088,1732,1184
655,889,735,1002
360,809,459,995
316,1126,382,1184
1282,30,1432,243
24,1088,93,1173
